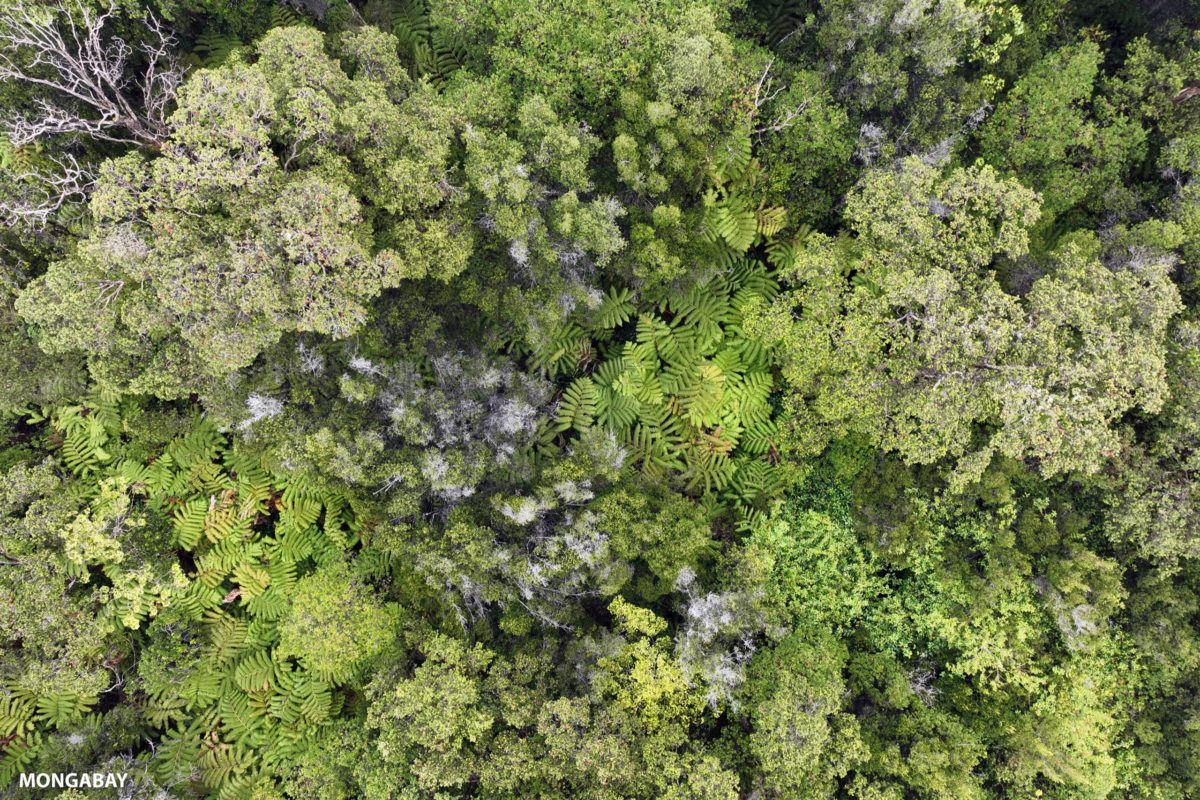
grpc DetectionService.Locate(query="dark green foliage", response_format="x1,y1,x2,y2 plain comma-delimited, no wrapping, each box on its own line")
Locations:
4,0,1200,798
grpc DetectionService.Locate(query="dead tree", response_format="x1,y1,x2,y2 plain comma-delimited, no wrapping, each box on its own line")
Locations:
0,1,183,226
0,0,183,147
0,152,94,226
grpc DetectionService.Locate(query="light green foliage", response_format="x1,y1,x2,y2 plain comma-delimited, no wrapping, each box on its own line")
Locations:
4,1,1200,798
744,631,867,799
367,633,496,794
427,0,738,112
276,560,397,684
751,157,1181,482
15,26,444,393
745,509,875,632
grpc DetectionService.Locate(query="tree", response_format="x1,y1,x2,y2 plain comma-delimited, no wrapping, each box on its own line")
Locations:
276,560,397,685
749,158,1181,483
978,41,1147,238
14,26,430,393
743,631,866,799
0,0,182,147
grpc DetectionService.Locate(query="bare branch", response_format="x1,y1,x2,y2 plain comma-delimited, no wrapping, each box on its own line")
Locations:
0,152,95,227
0,0,184,147
747,57,811,136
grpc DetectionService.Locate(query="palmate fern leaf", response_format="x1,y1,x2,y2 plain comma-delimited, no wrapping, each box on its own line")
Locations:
259,727,310,772
114,458,152,488
145,456,187,504
82,387,123,434
756,203,787,237
198,736,248,790
530,322,591,377
218,690,271,751
44,413,362,797
665,286,729,349
242,588,287,622
153,722,203,787
186,461,229,495
205,497,252,545
728,332,772,371
709,345,745,377
727,370,773,427
145,691,188,728
197,537,262,588
727,259,780,304
754,0,806,45
681,442,738,493
393,2,433,46
217,768,274,800
180,669,225,712
0,692,35,738
270,675,332,725
244,617,279,651
54,406,111,476
595,385,640,431
271,524,319,564
591,286,636,333
178,587,224,628
268,4,304,28
193,30,243,67
626,403,685,476
635,314,680,362
353,546,393,579
393,1,464,87
278,493,322,531
173,497,209,549
670,361,726,428
321,494,356,549
541,238,786,512
244,560,296,620
232,562,271,601
169,420,225,468
702,190,759,252
0,731,42,786
205,611,251,667
554,378,597,432
710,131,753,187
233,651,281,696
725,457,786,514
429,29,467,83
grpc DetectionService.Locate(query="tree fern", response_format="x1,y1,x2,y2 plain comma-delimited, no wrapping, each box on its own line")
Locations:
393,1,466,87
33,692,95,728
554,377,597,432
590,286,636,334
548,261,787,515
192,30,244,67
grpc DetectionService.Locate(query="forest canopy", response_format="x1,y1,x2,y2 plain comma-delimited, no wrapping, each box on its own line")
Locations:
1,0,1200,798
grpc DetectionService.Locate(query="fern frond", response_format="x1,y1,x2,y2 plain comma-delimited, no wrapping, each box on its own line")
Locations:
554,378,597,433
591,286,636,332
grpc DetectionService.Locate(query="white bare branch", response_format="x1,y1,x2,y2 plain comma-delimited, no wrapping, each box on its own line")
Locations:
748,57,811,136
0,0,184,147
0,152,95,226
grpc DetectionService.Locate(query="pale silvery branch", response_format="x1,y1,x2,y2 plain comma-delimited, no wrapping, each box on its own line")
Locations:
0,0,184,147
749,57,810,136
0,151,94,226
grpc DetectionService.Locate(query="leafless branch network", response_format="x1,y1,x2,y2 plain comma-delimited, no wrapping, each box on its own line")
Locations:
0,151,94,226
749,58,810,136
0,0,183,147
